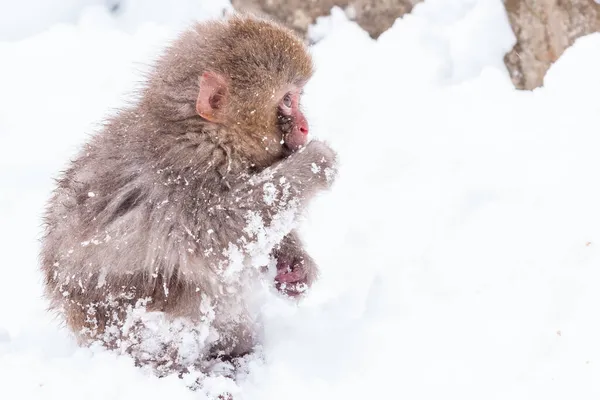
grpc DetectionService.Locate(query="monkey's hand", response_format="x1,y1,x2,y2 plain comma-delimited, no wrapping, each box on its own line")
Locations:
273,231,318,298
275,255,312,297
292,139,338,189
228,139,337,220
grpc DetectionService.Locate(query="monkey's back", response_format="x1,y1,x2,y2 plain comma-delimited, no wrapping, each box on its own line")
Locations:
39,111,261,364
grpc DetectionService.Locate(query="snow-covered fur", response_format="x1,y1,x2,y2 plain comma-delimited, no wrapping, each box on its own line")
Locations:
39,14,337,376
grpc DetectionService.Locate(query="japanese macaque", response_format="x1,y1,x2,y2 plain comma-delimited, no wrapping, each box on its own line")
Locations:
39,15,337,377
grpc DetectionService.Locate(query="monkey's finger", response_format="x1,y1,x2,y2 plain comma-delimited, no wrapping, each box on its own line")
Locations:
274,269,304,283
276,282,308,297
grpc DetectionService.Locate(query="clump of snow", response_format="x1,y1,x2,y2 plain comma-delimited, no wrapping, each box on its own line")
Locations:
115,297,219,378
3,0,600,399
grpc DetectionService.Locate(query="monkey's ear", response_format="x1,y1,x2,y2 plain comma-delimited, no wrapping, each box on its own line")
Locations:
196,71,227,122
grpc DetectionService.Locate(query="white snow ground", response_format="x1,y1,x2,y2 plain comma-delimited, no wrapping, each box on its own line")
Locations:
2,0,600,398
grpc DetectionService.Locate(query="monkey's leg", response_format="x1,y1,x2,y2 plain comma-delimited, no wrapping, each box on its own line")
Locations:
61,294,132,350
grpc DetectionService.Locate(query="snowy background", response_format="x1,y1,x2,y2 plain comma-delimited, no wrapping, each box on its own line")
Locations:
2,0,600,398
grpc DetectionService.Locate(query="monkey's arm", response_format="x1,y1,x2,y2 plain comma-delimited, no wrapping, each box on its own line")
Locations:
201,140,336,270
234,140,337,210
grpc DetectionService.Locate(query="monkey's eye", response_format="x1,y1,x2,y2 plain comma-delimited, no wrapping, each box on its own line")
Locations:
282,93,292,109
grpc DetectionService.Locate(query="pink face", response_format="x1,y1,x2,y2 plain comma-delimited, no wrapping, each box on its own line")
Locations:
278,87,308,152
196,72,310,156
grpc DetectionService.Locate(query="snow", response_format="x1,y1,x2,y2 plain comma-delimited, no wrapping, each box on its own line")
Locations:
2,0,600,398
0,0,232,40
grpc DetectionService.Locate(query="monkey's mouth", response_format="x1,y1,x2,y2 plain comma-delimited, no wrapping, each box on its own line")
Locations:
281,134,296,156
281,141,296,157
282,140,307,158
282,133,307,154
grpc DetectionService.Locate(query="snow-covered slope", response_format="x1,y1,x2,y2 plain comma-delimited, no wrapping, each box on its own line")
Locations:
2,0,600,398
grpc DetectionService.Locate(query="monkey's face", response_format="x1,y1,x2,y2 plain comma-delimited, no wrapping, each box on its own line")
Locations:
241,83,310,165
227,84,310,167
196,70,311,167
190,16,314,168
277,85,309,154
